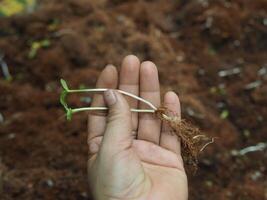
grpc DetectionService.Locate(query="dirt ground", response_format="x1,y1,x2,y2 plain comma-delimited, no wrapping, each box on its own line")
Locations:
0,0,266,199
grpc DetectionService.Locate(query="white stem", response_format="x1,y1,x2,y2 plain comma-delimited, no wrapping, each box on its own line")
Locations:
68,88,157,110
72,107,155,114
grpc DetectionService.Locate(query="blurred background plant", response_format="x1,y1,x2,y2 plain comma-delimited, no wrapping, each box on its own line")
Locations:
0,0,36,17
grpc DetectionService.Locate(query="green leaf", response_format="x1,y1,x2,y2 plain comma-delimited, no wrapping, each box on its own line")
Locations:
60,90,68,111
59,79,73,120
66,108,73,121
48,19,60,31
60,90,73,121
60,79,69,91
28,42,40,59
0,0,37,17
40,39,51,48
220,110,229,119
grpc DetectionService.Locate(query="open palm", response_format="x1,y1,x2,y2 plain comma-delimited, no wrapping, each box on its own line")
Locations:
87,55,188,200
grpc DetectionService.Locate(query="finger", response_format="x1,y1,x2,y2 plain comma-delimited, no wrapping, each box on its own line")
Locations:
138,61,161,144
88,65,118,144
119,55,140,131
101,90,133,153
160,91,181,155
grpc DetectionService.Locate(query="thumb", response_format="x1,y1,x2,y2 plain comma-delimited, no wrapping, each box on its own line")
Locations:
102,90,133,151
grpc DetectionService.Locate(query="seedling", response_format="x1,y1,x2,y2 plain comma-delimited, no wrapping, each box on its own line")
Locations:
60,79,157,121
0,53,12,81
220,109,229,119
60,79,214,169
28,39,51,59
48,19,60,31
0,0,36,17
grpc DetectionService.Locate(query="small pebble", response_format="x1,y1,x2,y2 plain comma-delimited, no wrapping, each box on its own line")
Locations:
244,80,261,90
0,113,4,123
205,16,213,28
199,0,209,7
243,129,250,138
216,102,225,109
257,115,263,122
236,58,244,64
230,150,239,156
205,180,213,187
46,179,54,187
7,133,16,139
80,192,88,198
198,68,206,76
218,67,241,77
186,107,204,119
250,171,262,181
45,82,57,92
226,191,233,197
176,55,184,62
258,67,267,76
202,159,212,166
233,40,240,46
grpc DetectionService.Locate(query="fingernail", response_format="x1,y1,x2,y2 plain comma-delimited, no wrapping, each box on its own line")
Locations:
105,64,114,70
104,90,117,106
89,142,99,154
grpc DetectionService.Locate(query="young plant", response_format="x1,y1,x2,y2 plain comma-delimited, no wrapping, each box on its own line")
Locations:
60,79,157,120
60,79,214,169
28,39,51,59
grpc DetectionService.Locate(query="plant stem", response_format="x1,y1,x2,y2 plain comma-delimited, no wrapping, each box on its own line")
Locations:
71,107,155,114
68,88,157,110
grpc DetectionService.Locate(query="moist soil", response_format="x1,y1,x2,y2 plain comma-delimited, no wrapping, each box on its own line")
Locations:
0,0,267,199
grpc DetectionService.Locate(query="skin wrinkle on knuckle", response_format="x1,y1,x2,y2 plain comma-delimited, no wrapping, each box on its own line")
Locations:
107,101,131,124
107,112,129,124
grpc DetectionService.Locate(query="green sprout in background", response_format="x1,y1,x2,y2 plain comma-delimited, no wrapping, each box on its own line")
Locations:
0,0,36,17
28,39,51,59
48,18,60,31
220,109,229,119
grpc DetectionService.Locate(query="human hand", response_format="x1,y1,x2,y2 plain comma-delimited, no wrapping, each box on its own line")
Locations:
87,55,188,200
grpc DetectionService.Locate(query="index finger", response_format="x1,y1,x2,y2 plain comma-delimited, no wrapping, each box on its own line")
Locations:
88,65,118,142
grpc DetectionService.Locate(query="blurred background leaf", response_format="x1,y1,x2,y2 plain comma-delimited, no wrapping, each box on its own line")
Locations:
0,0,36,17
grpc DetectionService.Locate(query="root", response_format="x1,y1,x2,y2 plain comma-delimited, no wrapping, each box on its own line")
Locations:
60,79,214,171
155,107,214,171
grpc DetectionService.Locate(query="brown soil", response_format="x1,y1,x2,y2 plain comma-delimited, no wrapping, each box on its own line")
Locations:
0,0,266,199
